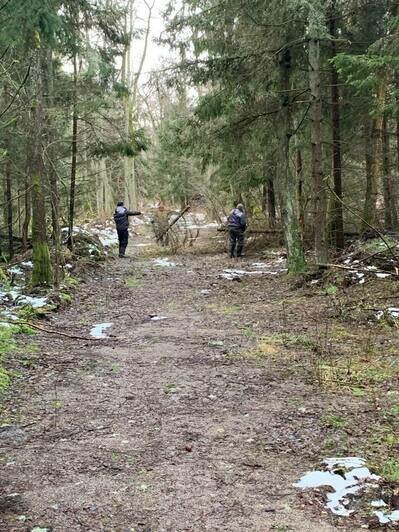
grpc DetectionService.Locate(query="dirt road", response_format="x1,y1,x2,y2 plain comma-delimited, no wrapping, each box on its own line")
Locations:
0,249,369,531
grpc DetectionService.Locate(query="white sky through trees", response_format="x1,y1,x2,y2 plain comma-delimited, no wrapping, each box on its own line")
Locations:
132,0,171,78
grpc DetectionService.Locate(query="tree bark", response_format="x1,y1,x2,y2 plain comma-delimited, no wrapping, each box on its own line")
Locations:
329,2,345,249
295,148,305,233
309,36,328,263
45,49,61,287
5,152,13,259
68,52,78,251
22,155,31,251
363,118,381,229
277,48,306,273
267,176,276,229
382,115,399,230
30,49,53,287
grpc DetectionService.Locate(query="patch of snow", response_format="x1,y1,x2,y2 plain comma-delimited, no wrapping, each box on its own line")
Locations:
222,268,279,278
186,222,219,230
377,307,399,320
21,261,33,268
371,500,388,508
324,457,366,469
374,510,399,524
17,295,47,308
295,457,380,518
220,273,238,281
150,315,167,321
251,262,270,268
376,272,391,279
90,322,112,339
153,258,176,267
8,266,23,276
96,228,118,247
311,279,320,285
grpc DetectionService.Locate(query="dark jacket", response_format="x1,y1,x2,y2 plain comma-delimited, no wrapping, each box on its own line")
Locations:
113,206,141,231
228,208,247,231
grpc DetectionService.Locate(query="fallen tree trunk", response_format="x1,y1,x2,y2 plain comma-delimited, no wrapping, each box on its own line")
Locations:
156,205,190,242
217,227,283,234
217,226,360,237
317,262,399,277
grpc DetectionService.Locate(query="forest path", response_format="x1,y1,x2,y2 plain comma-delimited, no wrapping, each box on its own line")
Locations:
1,247,363,531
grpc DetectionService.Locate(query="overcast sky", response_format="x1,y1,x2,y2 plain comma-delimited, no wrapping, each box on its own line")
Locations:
132,0,172,77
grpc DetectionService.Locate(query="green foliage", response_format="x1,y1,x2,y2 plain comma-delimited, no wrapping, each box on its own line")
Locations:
326,284,338,296
382,458,399,482
322,412,348,429
125,276,141,288
93,130,149,158
0,326,16,393
59,291,72,303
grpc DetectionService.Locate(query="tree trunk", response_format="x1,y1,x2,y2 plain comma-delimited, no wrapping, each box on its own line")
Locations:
329,2,345,249
309,36,328,263
267,176,276,228
382,115,392,229
22,156,31,251
45,49,61,287
295,148,305,233
30,49,53,287
5,153,13,259
277,48,306,273
68,52,78,251
363,117,381,229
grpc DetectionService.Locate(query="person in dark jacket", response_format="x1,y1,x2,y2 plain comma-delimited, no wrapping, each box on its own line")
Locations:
227,203,247,258
113,201,142,257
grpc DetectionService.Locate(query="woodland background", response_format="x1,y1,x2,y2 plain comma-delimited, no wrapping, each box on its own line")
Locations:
1,0,399,280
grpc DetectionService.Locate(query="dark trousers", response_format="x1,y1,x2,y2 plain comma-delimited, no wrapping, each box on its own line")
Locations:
229,228,245,257
117,228,129,256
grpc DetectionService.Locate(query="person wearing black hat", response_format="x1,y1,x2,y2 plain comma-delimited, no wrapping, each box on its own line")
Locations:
113,201,142,257
227,203,247,258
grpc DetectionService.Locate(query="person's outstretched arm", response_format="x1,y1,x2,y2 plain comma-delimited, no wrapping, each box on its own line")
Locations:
127,210,142,216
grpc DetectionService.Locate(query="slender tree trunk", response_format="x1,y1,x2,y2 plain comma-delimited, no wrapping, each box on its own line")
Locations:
309,36,328,263
31,49,53,286
295,148,305,233
329,3,345,249
382,115,392,229
267,176,276,228
278,48,306,273
46,49,61,287
262,183,267,216
68,52,78,251
382,115,399,230
5,153,13,259
22,157,31,251
363,118,381,229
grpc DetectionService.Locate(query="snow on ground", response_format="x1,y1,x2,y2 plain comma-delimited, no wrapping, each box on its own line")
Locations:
295,457,384,519
90,322,113,339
